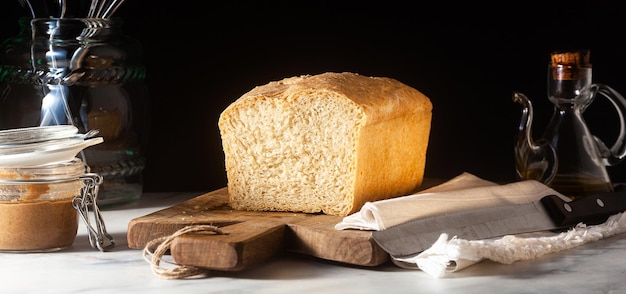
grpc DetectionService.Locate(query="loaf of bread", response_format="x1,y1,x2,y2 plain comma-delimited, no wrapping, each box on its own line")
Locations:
218,72,432,216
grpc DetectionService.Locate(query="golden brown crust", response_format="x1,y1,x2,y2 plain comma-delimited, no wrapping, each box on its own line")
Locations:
242,72,432,124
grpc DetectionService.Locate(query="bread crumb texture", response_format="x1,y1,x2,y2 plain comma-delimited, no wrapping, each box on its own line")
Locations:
219,72,432,216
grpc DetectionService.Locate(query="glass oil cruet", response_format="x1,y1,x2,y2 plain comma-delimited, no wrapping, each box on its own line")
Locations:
513,50,626,199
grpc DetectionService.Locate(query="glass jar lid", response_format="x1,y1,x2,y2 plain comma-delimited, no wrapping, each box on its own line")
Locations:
0,125,78,145
0,126,103,167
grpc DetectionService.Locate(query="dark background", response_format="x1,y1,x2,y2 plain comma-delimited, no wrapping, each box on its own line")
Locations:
2,1,626,193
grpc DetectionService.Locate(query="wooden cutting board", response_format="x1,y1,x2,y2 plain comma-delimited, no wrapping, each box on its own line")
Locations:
127,187,389,271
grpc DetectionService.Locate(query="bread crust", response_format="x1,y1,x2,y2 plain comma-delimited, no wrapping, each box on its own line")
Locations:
243,72,432,123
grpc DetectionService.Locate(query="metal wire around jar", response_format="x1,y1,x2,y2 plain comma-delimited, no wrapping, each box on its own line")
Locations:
73,173,115,251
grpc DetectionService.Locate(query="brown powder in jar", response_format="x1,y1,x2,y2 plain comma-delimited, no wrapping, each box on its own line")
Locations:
0,198,78,251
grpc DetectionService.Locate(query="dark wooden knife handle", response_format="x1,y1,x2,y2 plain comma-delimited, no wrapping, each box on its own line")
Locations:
540,191,626,228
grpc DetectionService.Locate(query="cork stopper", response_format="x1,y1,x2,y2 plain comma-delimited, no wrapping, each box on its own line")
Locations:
550,50,591,80
551,50,591,67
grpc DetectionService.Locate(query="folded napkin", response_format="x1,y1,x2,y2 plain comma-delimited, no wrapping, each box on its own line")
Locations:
335,172,626,278
335,172,568,231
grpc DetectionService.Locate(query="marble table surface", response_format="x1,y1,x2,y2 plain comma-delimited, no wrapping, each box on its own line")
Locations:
3,191,626,294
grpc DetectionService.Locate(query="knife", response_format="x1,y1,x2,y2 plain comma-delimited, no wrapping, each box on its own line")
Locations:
372,190,626,258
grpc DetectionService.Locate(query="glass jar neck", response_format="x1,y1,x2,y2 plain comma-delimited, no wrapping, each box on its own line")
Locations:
0,158,87,182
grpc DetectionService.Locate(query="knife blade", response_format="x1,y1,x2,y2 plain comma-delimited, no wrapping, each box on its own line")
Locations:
372,190,626,258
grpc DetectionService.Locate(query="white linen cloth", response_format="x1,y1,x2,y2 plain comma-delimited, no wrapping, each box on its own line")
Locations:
335,172,626,278
335,172,568,231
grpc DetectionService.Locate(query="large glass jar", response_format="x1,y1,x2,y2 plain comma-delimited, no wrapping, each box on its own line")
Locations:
0,17,150,206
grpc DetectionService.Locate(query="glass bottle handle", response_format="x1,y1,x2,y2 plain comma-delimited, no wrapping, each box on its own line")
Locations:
590,84,626,165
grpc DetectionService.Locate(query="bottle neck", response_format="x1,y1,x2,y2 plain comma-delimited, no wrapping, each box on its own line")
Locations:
548,65,592,106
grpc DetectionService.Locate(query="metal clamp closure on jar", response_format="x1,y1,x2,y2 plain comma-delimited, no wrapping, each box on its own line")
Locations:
74,173,115,251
